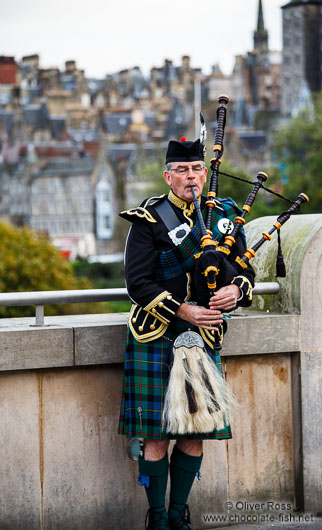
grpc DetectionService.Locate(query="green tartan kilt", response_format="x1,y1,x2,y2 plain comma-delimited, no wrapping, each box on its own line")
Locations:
118,318,232,440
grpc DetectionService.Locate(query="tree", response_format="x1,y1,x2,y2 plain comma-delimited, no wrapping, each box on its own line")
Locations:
137,160,169,196
0,221,101,317
217,161,282,222
272,93,322,214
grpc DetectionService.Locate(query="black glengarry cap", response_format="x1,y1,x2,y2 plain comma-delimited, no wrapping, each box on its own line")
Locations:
166,137,204,163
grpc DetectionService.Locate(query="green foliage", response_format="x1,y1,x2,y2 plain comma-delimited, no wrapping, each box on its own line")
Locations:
104,300,131,312
218,161,283,221
73,260,126,289
271,93,322,213
137,160,169,196
72,259,130,313
0,221,105,318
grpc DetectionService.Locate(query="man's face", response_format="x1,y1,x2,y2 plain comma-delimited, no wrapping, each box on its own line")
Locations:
164,161,207,202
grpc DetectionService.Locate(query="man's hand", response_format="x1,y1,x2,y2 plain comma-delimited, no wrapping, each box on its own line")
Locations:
175,303,223,331
209,284,241,311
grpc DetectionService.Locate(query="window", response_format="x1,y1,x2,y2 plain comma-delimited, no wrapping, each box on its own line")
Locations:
95,179,113,240
104,215,111,229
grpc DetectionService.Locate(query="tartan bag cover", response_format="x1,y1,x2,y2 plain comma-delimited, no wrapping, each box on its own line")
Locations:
118,319,232,440
154,197,245,282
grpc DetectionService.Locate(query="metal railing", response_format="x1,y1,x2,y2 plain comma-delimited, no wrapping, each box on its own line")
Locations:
0,282,279,326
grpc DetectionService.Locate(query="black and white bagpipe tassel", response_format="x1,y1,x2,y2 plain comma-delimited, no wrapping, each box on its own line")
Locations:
276,228,286,278
162,331,236,434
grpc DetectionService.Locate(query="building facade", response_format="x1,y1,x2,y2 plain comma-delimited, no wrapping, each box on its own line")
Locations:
282,0,322,117
231,0,282,127
0,141,123,259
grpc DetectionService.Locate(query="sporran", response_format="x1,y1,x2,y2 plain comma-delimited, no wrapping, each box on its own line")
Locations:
162,331,236,434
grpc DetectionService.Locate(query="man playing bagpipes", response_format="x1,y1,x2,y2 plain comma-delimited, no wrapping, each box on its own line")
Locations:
118,121,256,529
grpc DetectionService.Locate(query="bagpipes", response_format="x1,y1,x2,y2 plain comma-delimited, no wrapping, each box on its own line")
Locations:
191,95,309,314
162,95,309,435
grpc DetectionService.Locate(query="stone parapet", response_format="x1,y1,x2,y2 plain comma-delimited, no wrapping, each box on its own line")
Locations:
0,312,299,372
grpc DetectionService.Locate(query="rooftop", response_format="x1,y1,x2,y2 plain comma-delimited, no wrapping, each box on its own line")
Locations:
282,0,322,8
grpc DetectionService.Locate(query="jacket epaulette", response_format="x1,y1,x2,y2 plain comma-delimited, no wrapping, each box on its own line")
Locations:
142,195,166,207
119,195,166,224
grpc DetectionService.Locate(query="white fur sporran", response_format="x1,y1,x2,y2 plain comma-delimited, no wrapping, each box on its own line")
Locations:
162,331,236,434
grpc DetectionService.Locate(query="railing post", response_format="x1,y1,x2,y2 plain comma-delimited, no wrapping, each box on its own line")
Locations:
34,305,45,327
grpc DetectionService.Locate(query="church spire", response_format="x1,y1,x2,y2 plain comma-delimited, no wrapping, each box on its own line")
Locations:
254,0,268,52
257,0,265,31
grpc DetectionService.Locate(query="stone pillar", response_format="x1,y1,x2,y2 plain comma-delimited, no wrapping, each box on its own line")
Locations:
299,217,322,514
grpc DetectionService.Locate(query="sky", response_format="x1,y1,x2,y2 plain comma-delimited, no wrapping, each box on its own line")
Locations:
1,0,284,78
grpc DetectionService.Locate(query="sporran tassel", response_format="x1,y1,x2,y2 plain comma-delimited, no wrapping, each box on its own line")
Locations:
183,357,198,414
198,358,220,412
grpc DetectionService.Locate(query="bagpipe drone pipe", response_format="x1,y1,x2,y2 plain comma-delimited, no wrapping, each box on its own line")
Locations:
162,96,309,435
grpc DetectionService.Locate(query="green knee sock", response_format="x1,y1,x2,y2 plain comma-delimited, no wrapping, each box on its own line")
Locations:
168,445,203,524
138,453,169,513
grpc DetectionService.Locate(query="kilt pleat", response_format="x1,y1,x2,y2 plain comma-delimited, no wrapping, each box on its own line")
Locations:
118,319,232,440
